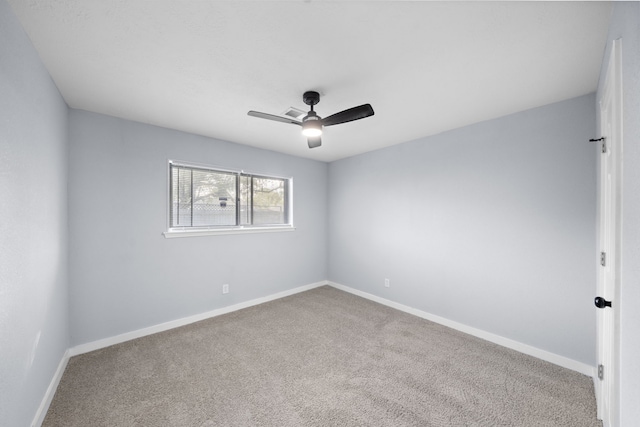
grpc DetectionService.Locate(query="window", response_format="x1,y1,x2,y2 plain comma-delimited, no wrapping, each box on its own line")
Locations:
168,162,292,236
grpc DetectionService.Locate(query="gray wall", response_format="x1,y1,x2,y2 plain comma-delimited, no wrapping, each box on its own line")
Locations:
328,94,597,365
598,2,640,425
68,110,328,345
0,0,70,425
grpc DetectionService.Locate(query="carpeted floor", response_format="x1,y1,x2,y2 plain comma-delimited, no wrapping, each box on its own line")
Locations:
44,286,601,426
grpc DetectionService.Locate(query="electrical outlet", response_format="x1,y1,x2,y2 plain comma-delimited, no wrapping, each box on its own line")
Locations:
222,284,229,294
384,278,390,288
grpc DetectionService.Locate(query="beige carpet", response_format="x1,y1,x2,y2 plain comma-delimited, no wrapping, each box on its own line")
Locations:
44,286,601,426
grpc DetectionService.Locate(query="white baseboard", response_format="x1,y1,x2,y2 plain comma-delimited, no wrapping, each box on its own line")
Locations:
69,280,327,357
328,281,596,378
31,349,70,427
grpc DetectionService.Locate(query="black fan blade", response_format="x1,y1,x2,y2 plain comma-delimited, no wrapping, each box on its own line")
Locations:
307,136,322,149
248,111,302,126
321,104,374,127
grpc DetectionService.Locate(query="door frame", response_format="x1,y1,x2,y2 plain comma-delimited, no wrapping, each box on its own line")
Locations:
595,38,622,427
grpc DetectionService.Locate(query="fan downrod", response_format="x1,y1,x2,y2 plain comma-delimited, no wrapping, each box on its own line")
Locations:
303,91,320,107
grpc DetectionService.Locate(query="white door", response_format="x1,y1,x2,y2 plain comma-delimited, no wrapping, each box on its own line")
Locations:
596,39,622,427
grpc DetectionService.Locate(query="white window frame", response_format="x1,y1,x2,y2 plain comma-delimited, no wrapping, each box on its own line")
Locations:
163,160,294,238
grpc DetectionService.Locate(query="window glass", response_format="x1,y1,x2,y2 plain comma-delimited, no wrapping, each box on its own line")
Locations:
252,176,286,225
170,163,290,230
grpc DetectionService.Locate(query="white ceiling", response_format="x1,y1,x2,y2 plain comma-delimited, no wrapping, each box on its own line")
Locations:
8,1,611,162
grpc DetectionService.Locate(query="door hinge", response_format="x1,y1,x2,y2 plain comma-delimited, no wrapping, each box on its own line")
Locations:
600,252,606,267
598,364,605,380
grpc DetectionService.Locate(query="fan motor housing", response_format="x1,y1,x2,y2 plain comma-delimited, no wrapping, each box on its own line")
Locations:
303,91,320,106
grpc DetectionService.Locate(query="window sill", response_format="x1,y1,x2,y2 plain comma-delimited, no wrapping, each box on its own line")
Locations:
163,226,296,239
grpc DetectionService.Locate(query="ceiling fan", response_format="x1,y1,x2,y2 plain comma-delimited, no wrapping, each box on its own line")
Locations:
247,91,374,149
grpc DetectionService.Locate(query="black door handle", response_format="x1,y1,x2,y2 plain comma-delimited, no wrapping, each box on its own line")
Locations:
595,296,612,309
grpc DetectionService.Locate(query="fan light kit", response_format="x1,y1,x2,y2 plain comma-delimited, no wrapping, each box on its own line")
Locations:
248,91,374,149
302,117,322,137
